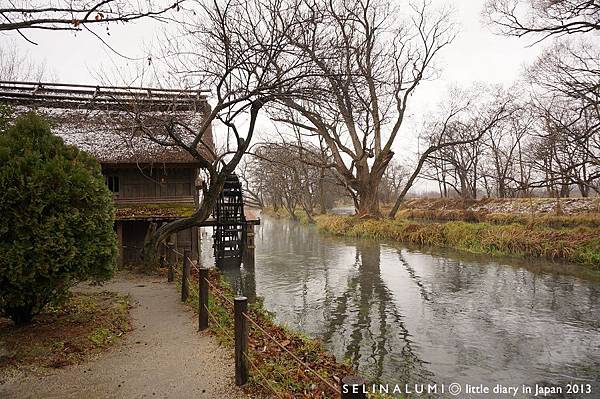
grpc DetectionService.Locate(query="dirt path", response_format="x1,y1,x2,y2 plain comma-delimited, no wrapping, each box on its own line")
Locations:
0,273,248,399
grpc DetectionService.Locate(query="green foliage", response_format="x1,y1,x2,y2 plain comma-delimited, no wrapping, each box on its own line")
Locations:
0,103,12,132
0,112,117,325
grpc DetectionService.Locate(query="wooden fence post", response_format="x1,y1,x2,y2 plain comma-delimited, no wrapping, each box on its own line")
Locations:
159,252,165,276
182,249,190,302
234,296,248,386
199,267,209,331
167,243,174,283
340,375,366,399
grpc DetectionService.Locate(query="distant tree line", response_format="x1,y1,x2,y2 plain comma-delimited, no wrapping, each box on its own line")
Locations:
240,143,347,221
421,82,599,200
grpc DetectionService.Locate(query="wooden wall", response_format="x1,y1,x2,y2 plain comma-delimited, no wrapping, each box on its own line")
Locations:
103,165,197,200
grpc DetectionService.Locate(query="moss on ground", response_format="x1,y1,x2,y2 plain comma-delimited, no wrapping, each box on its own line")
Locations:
115,203,196,219
0,291,131,377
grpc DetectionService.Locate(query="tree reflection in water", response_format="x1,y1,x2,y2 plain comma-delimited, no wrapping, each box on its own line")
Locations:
202,218,600,394
320,240,433,385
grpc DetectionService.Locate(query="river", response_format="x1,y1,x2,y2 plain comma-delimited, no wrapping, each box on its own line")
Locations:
199,215,600,397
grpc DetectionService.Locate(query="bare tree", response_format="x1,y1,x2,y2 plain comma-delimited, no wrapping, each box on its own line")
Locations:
251,144,308,220
0,44,49,80
0,0,183,45
378,160,409,204
249,140,345,221
523,40,600,196
528,41,599,120
480,102,534,197
527,97,600,196
483,0,600,198
238,158,266,209
269,0,455,217
388,88,513,217
484,0,600,41
124,0,309,261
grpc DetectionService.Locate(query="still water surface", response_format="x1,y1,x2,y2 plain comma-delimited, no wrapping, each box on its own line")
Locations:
200,216,600,396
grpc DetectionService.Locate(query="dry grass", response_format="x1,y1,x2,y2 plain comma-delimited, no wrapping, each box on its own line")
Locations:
315,215,600,268
395,209,600,229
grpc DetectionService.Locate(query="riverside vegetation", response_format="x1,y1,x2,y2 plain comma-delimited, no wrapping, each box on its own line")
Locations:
264,199,600,270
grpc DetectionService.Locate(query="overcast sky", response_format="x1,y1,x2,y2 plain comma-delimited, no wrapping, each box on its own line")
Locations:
3,0,546,192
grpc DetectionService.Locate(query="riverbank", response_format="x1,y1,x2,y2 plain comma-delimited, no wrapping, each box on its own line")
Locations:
217,215,600,393
315,214,600,268
178,267,359,398
263,198,600,268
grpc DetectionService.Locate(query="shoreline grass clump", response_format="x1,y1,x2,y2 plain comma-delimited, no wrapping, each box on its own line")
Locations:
315,214,600,269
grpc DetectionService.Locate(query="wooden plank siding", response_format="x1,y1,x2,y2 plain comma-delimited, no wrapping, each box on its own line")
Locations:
103,165,199,205
105,164,201,265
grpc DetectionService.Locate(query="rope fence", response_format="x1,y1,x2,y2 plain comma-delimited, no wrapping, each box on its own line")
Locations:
159,242,366,399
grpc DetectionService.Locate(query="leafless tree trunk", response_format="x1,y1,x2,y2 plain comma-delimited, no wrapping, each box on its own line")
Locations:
269,0,455,217
389,88,513,218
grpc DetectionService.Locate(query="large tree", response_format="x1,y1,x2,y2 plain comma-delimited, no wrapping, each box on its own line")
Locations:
123,0,310,262
269,0,455,217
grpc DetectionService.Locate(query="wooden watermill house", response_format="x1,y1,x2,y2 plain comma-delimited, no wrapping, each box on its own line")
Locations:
0,81,217,266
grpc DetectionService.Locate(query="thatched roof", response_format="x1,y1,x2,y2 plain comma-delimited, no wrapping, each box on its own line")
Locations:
1,81,215,165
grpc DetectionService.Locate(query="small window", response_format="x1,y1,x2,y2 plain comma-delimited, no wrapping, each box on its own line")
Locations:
106,175,120,193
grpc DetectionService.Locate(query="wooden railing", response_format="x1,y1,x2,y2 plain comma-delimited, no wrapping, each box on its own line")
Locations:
161,243,367,399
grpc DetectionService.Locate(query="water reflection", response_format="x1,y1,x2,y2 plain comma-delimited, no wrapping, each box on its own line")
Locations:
319,240,433,385
199,218,600,396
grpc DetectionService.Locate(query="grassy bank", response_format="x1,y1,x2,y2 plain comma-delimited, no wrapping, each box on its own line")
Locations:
315,214,600,269
262,207,314,224
0,291,131,377
395,208,600,229
174,267,360,399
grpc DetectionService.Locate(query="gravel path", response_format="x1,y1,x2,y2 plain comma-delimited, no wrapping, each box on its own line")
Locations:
0,274,248,399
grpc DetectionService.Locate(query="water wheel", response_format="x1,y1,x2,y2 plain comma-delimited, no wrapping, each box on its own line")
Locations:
213,173,246,261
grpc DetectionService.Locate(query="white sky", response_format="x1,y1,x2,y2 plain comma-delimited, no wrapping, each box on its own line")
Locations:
1,0,546,192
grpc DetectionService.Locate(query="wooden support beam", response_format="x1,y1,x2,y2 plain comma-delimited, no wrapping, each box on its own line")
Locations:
234,297,248,386
181,250,190,302
198,268,209,331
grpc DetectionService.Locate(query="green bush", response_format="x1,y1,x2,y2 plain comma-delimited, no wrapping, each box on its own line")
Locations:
0,112,117,325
